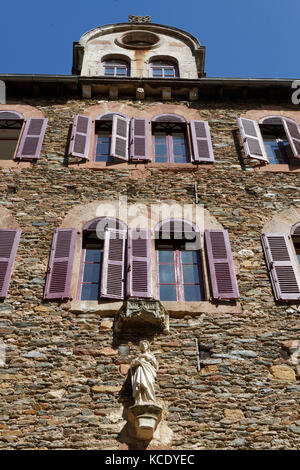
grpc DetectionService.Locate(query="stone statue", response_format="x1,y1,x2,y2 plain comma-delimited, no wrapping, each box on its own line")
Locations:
131,340,158,405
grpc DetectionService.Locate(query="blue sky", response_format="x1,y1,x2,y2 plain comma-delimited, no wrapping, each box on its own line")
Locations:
1,0,299,78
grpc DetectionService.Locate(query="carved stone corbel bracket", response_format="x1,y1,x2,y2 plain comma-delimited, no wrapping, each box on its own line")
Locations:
128,403,162,440
114,299,169,334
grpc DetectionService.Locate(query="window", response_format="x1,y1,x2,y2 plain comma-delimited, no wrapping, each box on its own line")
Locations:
0,113,23,160
157,241,205,301
0,110,47,161
44,216,239,302
150,60,178,78
102,59,130,77
69,113,150,162
152,114,214,164
238,115,300,165
155,220,239,302
80,231,103,300
261,227,300,301
153,124,189,163
0,229,21,299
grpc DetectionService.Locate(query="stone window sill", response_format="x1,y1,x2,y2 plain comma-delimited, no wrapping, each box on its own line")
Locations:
0,160,31,169
69,299,241,317
68,161,213,171
254,164,300,173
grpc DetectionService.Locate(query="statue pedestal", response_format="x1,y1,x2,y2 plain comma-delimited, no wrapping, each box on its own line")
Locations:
115,299,169,334
128,403,162,440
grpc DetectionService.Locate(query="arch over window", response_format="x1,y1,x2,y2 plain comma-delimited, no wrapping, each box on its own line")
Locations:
83,216,127,233
291,221,300,237
0,110,24,120
95,112,129,121
155,218,199,238
101,56,130,77
149,58,179,78
152,113,186,123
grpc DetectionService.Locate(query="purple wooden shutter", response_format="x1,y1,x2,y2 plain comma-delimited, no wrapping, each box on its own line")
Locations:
237,117,269,162
44,229,77,300
283,119,300,159
190,120,214,162
101,228,127,299
261,233,300,300
0,229,21,299
111,114,129,160
15,118,48,160
205,230,239,300
130,118,150,161
127,228,152,298
68,115,92,159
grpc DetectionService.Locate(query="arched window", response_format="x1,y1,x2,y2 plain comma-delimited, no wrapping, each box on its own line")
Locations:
0,110,47,162
152,114,189,163
238,115,300,164
155,219,205,301
79,217,127,300
0,111,24,160
150,60,178,78
101,59,130,77
94,112,129,162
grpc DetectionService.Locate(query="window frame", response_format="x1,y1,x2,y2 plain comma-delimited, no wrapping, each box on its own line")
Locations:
0,111,24,161
101,59,130,77
150,60,179,78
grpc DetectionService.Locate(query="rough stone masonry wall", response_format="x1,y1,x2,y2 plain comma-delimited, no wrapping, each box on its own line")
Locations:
0,97,299,450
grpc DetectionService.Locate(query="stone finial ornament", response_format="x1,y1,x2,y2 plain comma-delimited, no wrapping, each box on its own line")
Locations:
128,15,152,24
131,340,158,405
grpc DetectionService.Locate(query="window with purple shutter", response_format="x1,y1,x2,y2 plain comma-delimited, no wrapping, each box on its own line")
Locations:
15,118,48,160
79,231,104,300
127,229,152,298
69,115,92,160
0,115,24,161
0,229,21,299
100,228,127,299
261,233,300,301
130,119,150,161
44,229,77,300
283,119,300,159
190,120,214,162
205,230,239,300
237,117,269,162
110,115,130,161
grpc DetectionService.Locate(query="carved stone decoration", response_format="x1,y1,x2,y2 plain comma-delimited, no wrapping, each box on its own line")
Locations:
128,15,151,24
114,299,169,334
128,340,162,440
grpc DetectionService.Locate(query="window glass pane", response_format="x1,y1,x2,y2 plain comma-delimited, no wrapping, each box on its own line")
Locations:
174,154,189,163
105,67,115,75
263,136,288,164
164,68,175,77
159,264,175,283
85,249,102,263
160,285,177,301
184,285,203,301
181,250,198,264
153,68,163,77
182,264,201,284
81,283,99,301
117,67,127,76
82,263,101,283
158,250,174,263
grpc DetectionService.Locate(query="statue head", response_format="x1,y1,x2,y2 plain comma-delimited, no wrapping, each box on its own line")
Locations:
139,340,150,352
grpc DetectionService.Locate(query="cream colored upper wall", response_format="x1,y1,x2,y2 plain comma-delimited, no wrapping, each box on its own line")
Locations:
79,27,199,79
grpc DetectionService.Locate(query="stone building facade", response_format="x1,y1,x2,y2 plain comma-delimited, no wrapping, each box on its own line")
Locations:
0,17,299,450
